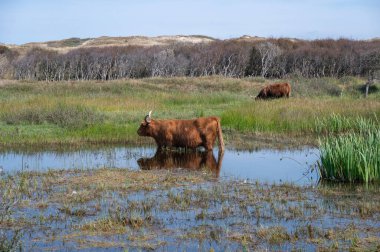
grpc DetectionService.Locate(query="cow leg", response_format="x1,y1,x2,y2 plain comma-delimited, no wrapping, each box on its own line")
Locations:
204,136,216,151
202,140,213,151
154,139,163,151
204,144,213,151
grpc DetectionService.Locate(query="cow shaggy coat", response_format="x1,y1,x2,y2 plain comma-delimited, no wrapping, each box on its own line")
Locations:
255,82,291,100
137,112,225,152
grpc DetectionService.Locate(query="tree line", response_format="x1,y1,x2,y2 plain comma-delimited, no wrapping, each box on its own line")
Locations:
0,38,379,81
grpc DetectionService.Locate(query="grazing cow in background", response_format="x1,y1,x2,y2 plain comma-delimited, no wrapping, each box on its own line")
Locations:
137,111,225,152
255,82,291,100
137,149,224,177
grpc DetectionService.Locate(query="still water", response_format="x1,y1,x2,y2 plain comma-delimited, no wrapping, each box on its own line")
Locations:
0,146,320,185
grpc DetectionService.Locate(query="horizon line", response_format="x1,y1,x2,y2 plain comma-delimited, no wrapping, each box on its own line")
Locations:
2,34,380,46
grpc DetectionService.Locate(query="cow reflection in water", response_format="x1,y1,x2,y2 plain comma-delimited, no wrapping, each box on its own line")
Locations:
137,150,224,177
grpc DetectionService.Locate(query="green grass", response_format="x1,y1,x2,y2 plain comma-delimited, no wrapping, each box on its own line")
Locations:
0,76,379,146
222,98,380,134
2,103,104,128
315,113,379,135
319,118,380,183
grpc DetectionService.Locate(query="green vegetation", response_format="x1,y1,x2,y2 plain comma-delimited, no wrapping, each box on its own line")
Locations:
319,118,380,183
315,113,379,135
1,76,379,250
3,103,104,128
0,76,379,147
222,98,379,134
0,231,22,252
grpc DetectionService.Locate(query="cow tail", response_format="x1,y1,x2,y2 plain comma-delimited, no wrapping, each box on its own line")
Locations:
216,117,225,152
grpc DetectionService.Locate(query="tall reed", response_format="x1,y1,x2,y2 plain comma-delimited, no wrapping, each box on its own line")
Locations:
319,118,380,183
315,113,378,135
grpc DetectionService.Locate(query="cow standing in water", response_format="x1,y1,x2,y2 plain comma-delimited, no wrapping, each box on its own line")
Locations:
137,111,225,152
255,82,291,100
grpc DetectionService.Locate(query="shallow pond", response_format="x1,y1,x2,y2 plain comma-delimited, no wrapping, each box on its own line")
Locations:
1,145,379,251
0,145,320,185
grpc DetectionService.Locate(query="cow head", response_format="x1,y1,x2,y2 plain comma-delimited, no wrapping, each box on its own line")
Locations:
137,111,153,136
255,87,267,100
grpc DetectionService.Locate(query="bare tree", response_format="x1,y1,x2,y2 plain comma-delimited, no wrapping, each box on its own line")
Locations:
5,38,380,81
256,42,281,77
361,50,380,97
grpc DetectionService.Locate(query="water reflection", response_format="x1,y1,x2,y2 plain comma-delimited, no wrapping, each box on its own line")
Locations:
0,146,320,184
137,150,224,177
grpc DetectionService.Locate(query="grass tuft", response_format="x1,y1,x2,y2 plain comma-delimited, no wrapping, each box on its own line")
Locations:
315,113,378,135
318,119,380,183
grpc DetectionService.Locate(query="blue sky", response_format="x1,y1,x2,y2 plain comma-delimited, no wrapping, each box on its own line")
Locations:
1,0,379,44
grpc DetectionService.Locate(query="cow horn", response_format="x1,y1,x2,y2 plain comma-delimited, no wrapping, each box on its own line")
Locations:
145,110,152,124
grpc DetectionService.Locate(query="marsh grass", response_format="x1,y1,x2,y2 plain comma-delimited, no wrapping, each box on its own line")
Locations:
319,126,380,183
1,168,380,250
2,103,104,129
291,77,343,97
315,113,379,135
257,226,291,245
0,77,379,146
222,98,380,134
0,230,22,252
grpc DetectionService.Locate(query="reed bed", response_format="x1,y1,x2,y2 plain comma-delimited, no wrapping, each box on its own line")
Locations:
315,113,379,134
319,118,380,183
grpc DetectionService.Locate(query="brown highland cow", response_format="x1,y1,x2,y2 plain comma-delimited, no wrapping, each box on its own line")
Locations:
137,111,225,152
255,82,291,100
